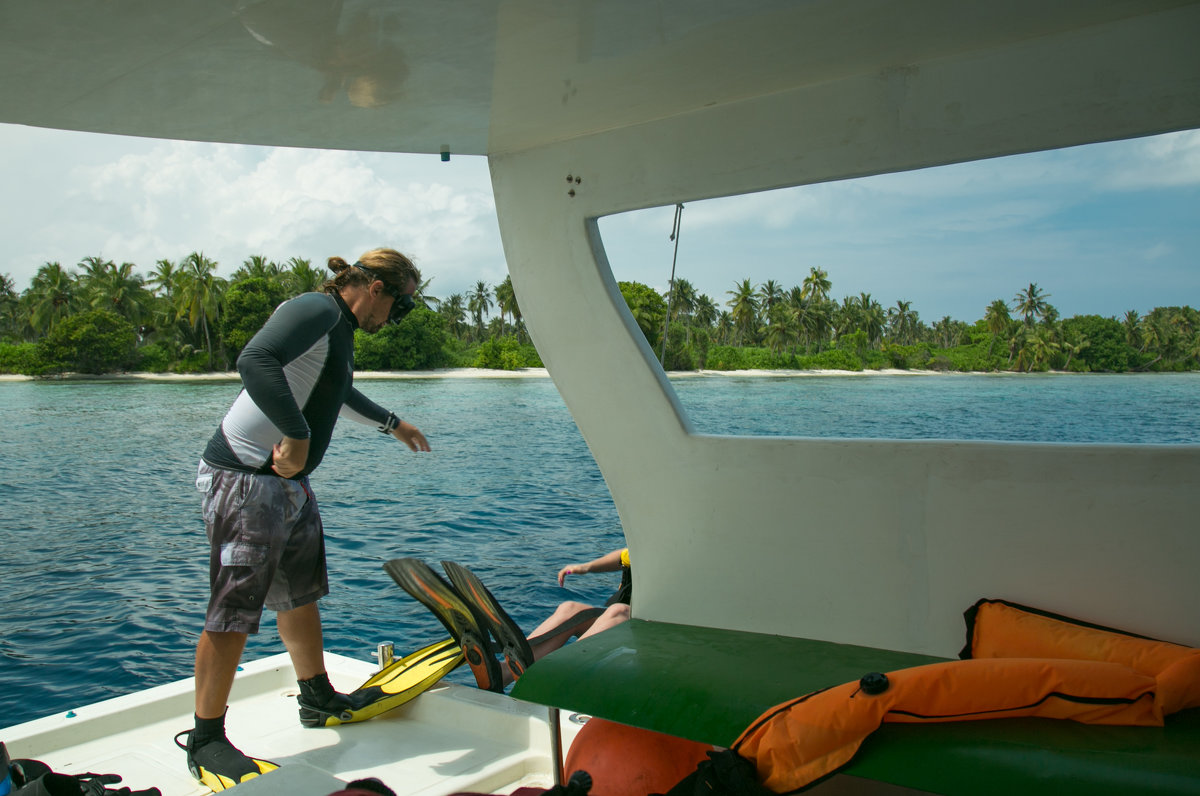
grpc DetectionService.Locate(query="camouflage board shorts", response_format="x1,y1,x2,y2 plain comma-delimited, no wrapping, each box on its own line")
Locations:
197,460,329,634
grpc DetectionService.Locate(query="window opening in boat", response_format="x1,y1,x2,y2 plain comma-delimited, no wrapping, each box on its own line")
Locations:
596,129,1200,445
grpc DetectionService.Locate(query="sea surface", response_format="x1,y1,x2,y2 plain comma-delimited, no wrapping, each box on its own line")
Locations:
1,372,1197,728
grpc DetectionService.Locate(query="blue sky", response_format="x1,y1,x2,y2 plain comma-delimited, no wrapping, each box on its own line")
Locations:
2,122,1197,324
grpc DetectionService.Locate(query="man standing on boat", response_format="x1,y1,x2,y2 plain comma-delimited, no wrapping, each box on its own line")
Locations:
178,248,431,791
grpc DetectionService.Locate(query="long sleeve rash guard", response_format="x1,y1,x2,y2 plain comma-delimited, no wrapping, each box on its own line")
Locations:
202,291,391,479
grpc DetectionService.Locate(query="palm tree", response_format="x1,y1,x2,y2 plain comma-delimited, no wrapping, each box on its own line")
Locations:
467,281,492,340
716,311,734,346
726,279,759,345
663,277,698,350
414,277,440,310
147,259,179,300
984,299,1011,356
763,308,795,354
1122,310,1141,349
506,287,526,342
1138,315,1163,354
26,261,78,336
693,294,718,332
832,296,861,343
887,300,917,345
858,293,885,347
284,257,324,296
1028,327,1061,371
798,296,833,352
439,293,467,339
496,276,527,341
234,255,283,282
143,259,184,345
1013,283,1051,326
665,278,697,323
175,252,226,368
1061,333,1089,371
1187,333,1200,367
495,275,517,337
786,287,814,351
932,315,963,349
1169,308,1195,342
88,260,152,328
757,280,784,323
78,255,114,289
801,267,831,304
0,273,20,339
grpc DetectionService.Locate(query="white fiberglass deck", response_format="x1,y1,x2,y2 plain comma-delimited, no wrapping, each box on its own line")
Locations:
1,653,576,796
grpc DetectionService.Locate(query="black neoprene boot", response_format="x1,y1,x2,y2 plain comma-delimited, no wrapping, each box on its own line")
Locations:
297,672,358,727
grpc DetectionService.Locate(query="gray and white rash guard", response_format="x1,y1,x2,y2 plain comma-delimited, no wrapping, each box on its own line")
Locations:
202,291,391,479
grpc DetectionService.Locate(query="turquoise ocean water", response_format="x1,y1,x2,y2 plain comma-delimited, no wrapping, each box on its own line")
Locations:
1,373,1197,728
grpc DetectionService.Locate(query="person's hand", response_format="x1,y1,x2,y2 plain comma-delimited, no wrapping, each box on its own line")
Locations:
271,436,310,478
558,563,587,587
391,420,431,452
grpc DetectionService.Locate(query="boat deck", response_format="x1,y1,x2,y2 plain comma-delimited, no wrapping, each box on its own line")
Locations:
1,652,579,796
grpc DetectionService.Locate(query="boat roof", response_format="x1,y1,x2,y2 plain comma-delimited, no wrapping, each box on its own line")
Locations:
3,1,1197,171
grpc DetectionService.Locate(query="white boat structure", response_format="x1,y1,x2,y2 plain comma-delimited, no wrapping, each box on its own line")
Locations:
2,2,1199,794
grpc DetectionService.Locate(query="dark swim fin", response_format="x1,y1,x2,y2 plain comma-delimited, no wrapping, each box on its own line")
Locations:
11,772,161,796
174,731,278,792
384,558,504,692
441,560,535,682
299,638,465,727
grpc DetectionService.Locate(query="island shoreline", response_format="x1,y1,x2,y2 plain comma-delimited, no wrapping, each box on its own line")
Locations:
0,367,1135,383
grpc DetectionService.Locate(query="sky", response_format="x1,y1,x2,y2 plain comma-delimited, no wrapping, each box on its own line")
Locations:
2,122,1197,324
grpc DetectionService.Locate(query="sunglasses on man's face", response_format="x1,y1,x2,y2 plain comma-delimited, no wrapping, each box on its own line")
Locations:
353,262,415,324
385,289,416,324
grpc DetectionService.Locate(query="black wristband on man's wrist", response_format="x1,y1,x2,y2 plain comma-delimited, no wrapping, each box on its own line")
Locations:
379,412,400,434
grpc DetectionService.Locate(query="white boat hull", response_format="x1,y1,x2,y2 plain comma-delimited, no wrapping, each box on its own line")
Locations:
1,653,581,796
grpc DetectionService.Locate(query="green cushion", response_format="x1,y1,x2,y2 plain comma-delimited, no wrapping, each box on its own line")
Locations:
511,619,1200,794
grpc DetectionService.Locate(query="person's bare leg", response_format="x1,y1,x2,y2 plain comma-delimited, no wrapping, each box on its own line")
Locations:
577,604,630,640
503,602,633,687
528,600,596,639
527,600,599,660
277,602,326,680
195,630,248,719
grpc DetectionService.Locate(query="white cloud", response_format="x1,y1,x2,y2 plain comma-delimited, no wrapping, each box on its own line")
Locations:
1096,129,1200,190
2,128,503,299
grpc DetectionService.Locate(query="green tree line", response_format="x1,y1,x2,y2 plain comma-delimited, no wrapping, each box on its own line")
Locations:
620,268,1200,373
3,257,1195,376
0,254,541,375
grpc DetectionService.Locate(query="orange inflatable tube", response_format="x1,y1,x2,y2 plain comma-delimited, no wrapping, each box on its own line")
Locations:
964,598,1200,715
730,601,1200,793
733,657,1160,793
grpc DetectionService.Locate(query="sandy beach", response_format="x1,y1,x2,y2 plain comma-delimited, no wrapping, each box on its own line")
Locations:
0,367,967,383
0,368,549,382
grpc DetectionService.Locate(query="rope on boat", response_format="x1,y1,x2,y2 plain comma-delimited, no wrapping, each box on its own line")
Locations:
659,202,685,367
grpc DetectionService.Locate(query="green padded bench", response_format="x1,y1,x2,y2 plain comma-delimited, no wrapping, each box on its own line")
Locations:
511,619,1200,795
